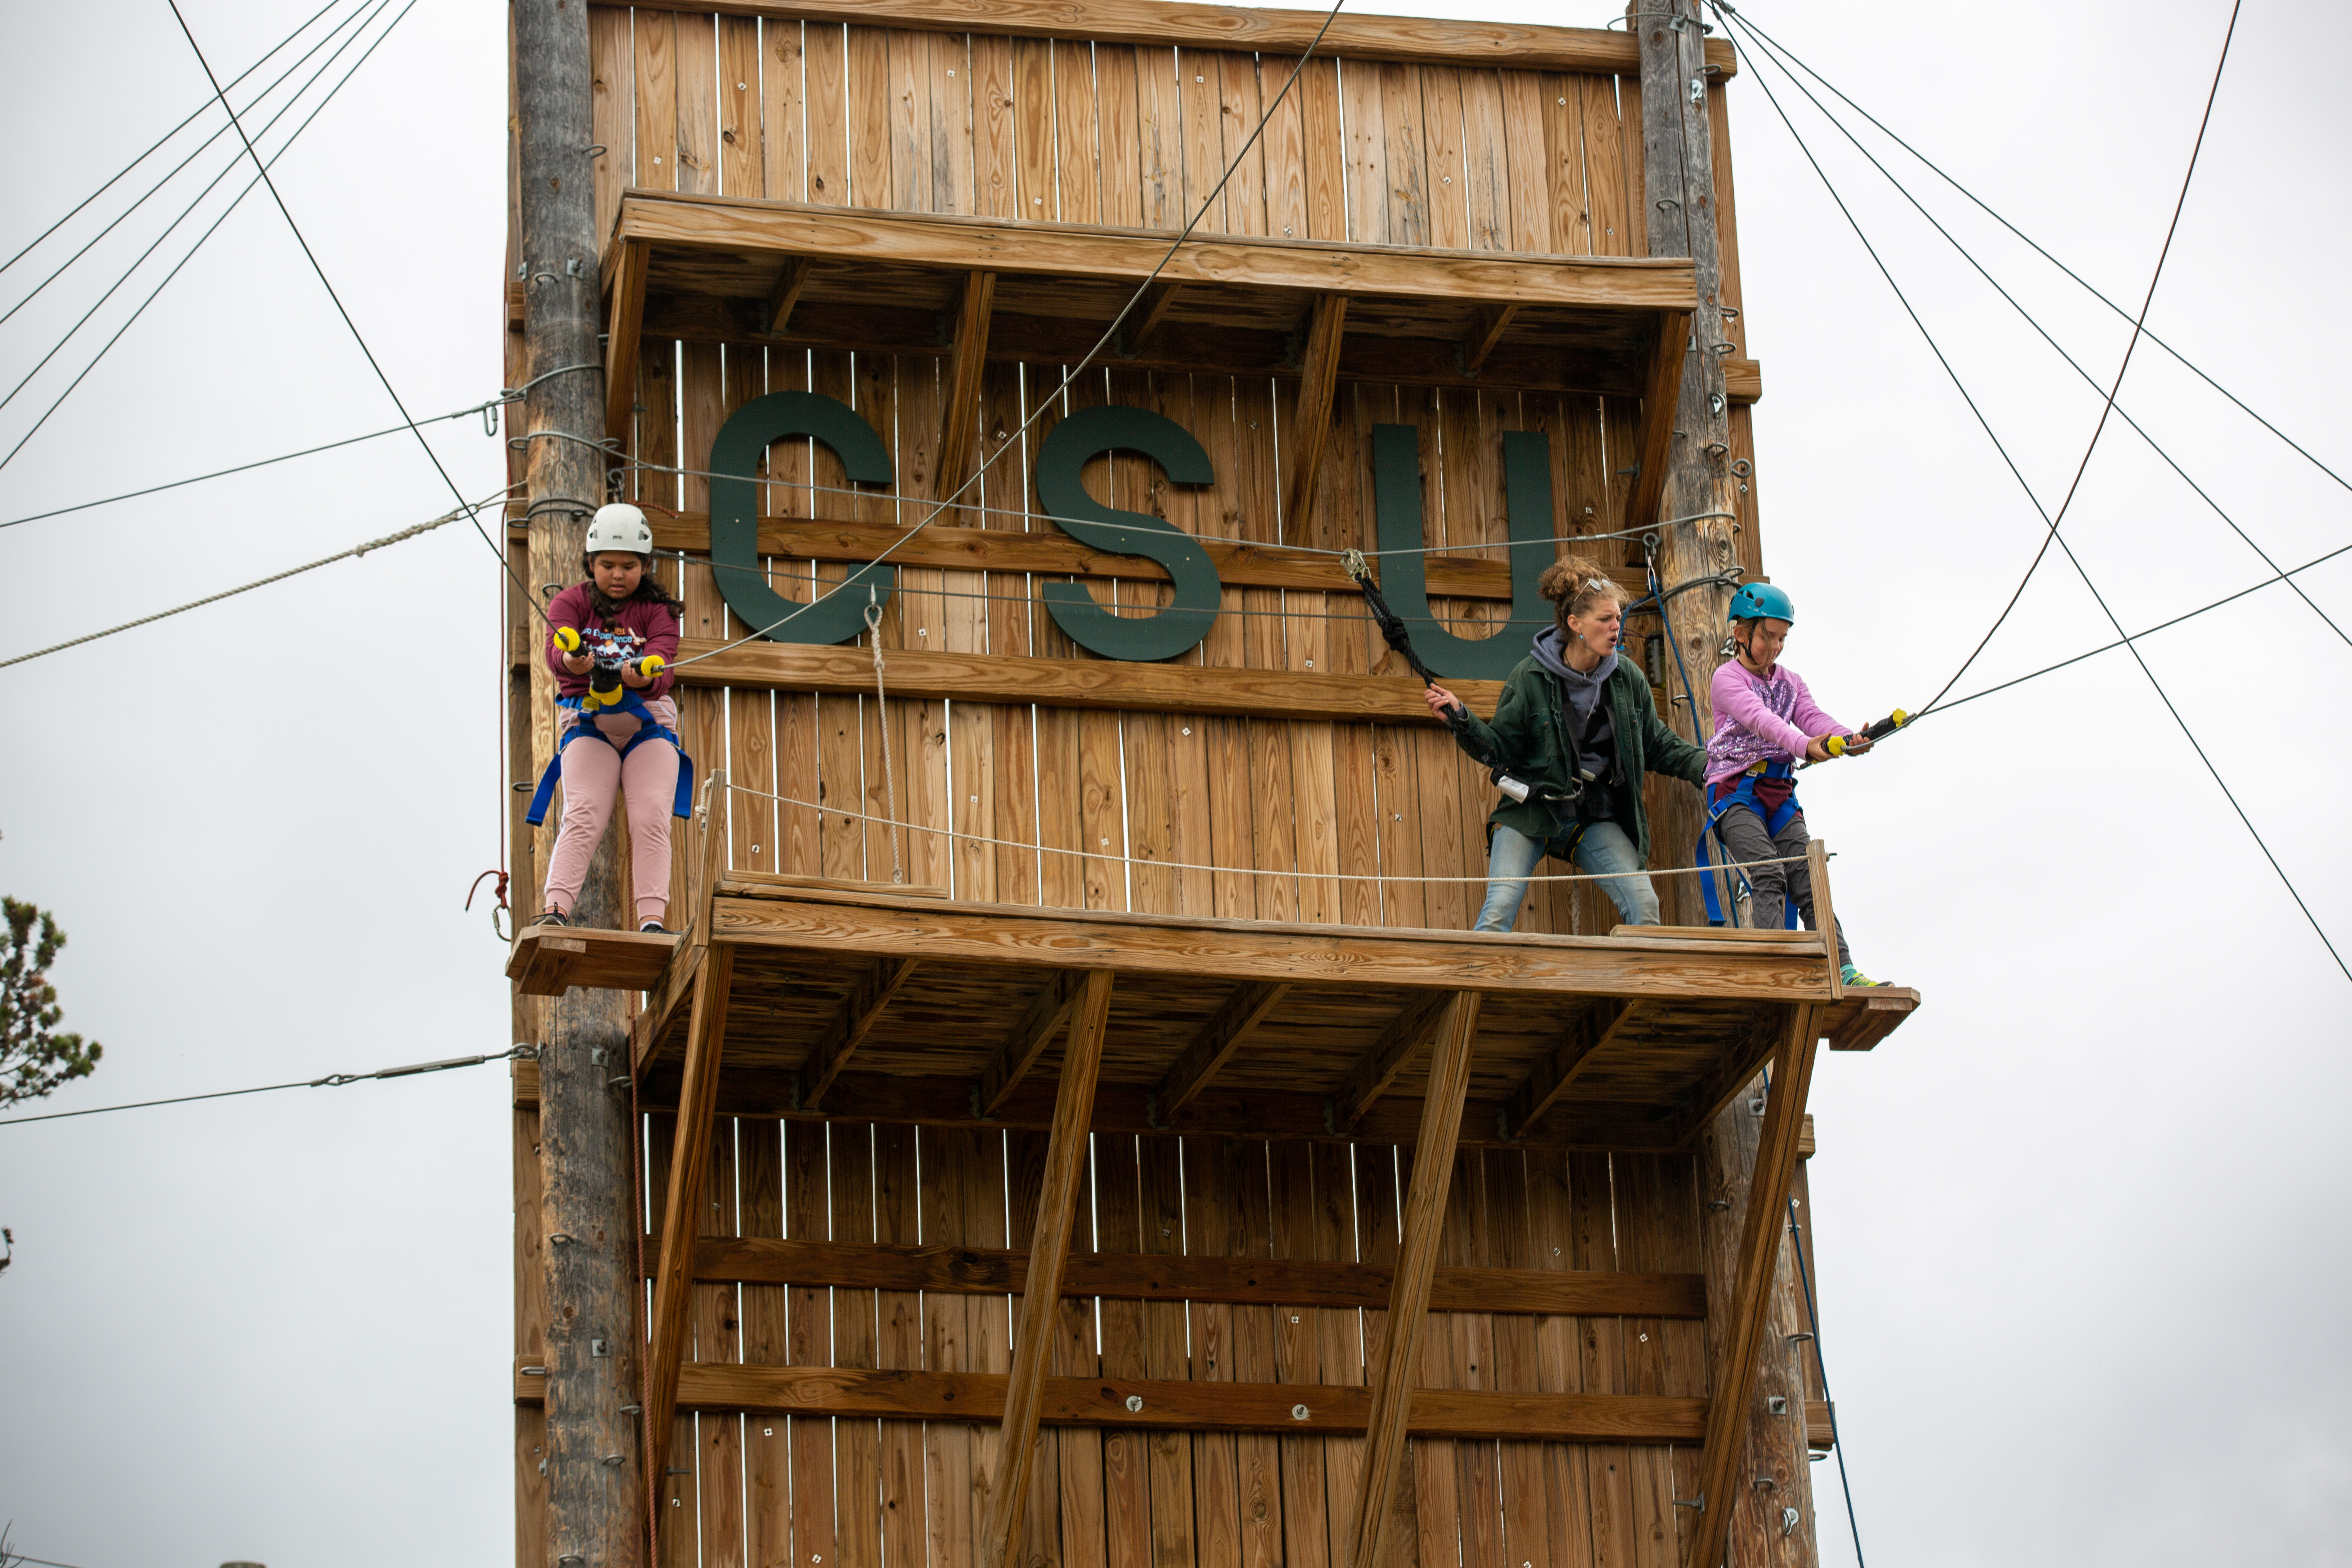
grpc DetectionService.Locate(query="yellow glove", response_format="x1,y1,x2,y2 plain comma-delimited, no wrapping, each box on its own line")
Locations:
553,625,582,654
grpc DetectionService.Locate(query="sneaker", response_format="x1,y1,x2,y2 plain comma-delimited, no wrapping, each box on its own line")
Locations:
639,920,675,935
1839,963,1884,987
532,909,569,927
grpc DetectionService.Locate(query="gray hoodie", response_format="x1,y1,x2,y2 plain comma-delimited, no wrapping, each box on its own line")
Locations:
1531,627,1617,785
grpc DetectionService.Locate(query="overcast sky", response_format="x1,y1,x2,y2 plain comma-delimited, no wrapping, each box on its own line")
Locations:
1,1,2345,1565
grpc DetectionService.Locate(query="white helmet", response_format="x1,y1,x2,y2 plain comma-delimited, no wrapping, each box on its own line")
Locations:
585,501,653,555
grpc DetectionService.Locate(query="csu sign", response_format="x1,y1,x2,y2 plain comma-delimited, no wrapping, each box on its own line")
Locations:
706,392,1561,680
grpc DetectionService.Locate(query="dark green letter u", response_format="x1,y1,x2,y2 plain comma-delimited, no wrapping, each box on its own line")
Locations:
1368,424,1556,681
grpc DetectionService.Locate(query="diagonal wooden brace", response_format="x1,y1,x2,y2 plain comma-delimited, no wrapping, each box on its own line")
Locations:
1684,1002,1820,1568
980,967,1114,1568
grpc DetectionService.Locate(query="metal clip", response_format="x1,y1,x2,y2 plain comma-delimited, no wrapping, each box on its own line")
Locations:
1782,1506,1801,1538
1689,76,1704,105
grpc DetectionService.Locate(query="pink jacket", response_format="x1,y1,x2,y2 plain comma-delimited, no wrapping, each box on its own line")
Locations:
544,584,682,701
1705,660,1849,784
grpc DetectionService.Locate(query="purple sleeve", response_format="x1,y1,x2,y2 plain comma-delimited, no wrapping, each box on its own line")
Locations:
1780,667,1851,741
544,586,587,685
1711,661,1813,758
636,604,682,699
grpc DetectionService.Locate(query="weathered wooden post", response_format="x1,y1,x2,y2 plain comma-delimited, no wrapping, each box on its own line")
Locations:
1638,4,1821,1565
515,1,643,1563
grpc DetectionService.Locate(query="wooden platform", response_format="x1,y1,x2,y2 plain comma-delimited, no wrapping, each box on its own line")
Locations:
506,880,1915,1153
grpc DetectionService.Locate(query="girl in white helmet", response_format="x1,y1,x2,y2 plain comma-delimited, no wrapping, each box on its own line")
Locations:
531,502,689,933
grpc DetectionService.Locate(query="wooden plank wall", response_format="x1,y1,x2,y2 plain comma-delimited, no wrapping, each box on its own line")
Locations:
587,4,1759,937
509,11,1807,1567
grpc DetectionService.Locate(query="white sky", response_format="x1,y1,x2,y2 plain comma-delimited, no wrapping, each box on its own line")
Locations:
0,1,2345,1565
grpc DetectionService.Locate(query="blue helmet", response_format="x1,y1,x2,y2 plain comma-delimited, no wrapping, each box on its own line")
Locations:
1728,581,1795,624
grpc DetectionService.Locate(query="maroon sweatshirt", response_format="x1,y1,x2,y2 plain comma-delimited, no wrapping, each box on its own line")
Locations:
544,583,682,701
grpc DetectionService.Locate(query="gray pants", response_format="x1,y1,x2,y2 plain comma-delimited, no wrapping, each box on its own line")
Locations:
1711,802,1852,967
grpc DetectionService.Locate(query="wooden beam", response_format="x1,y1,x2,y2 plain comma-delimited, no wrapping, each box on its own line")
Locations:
1283,294,1348,530
620,0,1737,76
1328,991,1453,1132
614,513,1657,602
1821,986,1920,1053
706,889,1836,1003
797,956,918,1109
618,194,1701,314
1811,837,1844,1000
1497,996,1635,1141
976,968,1088,1115
762,254,813,336
1684,1005,1821,1568
933,269,996,508
982,967,1112,1568
648,1234,1708,1317
642,944,737,1468
1671,1007,1788,1148
1345,991,1482,1568
674,634,1499,724
1461,301,1520,376
1155,980,1289,1116
602,238,650,446
1120,278,1185,355
1625,307,1689,531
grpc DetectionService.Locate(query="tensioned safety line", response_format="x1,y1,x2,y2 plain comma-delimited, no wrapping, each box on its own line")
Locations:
550,439,1741,559
0,0,405,462
1724,4,2345,653
0,1045,539,1128
1724,2,2352,503
1,370,579,532
638,0,1354,675
0,482,518,668
0,0,379,334
703,774,1810,888
0,0,343,278
166,0,540,621
1724,3,2350,984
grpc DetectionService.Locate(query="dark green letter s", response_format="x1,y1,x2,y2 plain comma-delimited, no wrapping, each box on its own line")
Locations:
1033,405,1221,662
707,392,895,646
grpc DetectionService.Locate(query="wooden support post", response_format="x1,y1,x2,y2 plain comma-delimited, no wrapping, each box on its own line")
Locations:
1497,996,1634,1142
1330,990,1451,1132
981,968,1114,1568
517,1,644,1559
764,254,813,336
1685,1004,1820,1568
643,946,738,1473
1460,301,1519,377
1343,990,1482,1568
977,969,1086,1115
1283,293,1348,531
1809,838,1843,1000
1639,0,1744,736
800,957,918,1109
933,269,997,511
602,239,649,447
1154,980,1287,1116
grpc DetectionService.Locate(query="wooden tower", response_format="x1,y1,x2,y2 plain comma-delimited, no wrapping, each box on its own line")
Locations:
500,4,1921,1566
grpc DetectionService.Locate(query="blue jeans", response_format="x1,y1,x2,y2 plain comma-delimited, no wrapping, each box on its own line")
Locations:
1474,820,1661,933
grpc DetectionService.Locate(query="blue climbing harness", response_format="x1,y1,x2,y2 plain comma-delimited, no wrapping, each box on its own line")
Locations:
523,629,695,826
1695,760,1801,929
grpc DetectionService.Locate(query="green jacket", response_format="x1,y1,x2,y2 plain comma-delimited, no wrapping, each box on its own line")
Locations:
1448,653,1708,863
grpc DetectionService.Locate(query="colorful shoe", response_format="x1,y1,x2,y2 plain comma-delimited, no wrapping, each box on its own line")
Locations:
532,909,569,927
640,920,675,936
1839,963,1884,987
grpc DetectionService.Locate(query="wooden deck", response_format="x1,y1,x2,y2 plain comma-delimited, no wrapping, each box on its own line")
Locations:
507,875,1916,1153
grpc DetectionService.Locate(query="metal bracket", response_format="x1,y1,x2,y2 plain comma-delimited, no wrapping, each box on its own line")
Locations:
1766,1395,1788,1416
1671,1493,1705,1510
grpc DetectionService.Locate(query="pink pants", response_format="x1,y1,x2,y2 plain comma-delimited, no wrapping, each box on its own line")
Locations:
542,700,679,925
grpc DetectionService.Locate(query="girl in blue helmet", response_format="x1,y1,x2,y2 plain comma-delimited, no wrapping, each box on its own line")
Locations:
1705,581,1881,985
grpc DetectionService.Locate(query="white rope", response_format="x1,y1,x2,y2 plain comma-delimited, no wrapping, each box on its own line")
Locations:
715,775,1812,888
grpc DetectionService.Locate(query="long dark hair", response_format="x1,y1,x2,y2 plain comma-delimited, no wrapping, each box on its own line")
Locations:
582,552,684,621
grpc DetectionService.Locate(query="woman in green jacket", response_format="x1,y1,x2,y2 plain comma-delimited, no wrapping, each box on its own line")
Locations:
1424,554,1707,932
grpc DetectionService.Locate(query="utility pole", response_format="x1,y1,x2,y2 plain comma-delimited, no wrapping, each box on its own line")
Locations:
516,2,643,1564
1638,6,1820,1567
